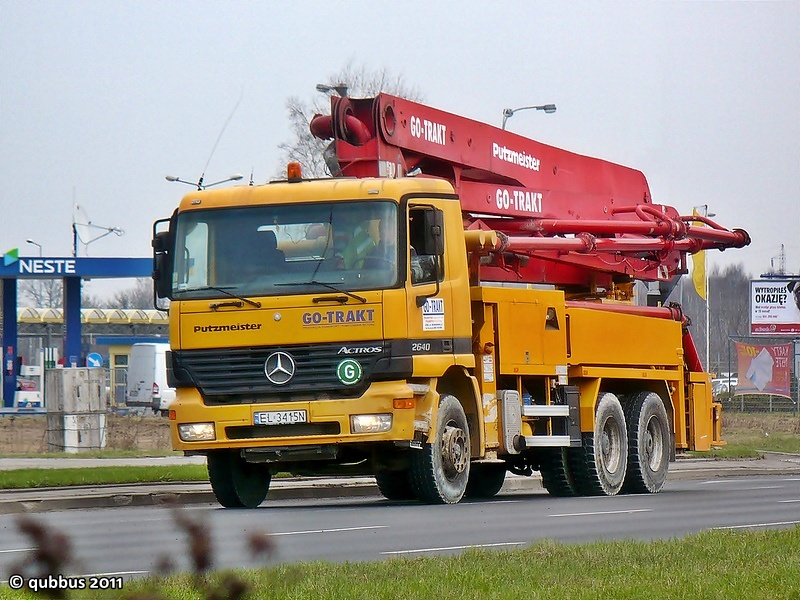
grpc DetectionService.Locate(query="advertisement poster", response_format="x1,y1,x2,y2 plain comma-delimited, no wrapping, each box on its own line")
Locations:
750,279,800,335
734,342,793,399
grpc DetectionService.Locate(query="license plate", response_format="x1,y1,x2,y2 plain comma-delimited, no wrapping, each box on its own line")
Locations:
253,410,308,426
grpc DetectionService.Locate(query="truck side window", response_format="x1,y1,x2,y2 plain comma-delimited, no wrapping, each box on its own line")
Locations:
408,207,443,285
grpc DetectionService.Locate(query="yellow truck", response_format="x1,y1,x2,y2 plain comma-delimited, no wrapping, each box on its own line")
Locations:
153,94,749,506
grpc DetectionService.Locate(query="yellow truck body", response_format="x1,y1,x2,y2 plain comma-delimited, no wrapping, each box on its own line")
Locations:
156,176,721,506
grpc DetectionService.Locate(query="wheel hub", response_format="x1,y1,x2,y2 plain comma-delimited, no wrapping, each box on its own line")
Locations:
601,418,622,473
644,416,664,470
441,425,469,477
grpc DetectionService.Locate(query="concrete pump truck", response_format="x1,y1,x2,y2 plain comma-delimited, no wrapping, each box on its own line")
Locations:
152,93,750,507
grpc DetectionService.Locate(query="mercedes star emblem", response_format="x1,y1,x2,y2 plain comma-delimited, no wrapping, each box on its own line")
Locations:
264,351,296,385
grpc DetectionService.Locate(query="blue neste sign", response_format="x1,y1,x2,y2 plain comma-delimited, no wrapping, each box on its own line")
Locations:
0,256,151,279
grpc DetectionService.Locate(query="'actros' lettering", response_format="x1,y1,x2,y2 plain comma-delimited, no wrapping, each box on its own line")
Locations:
410,116,446,146
337,346,382,355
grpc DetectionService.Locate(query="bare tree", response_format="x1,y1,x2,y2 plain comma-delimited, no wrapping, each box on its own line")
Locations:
674,263,752,374
108,278,153,310
277,62,422,178
19,279,63,308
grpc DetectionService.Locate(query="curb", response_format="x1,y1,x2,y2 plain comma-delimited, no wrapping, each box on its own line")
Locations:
2,457,799,515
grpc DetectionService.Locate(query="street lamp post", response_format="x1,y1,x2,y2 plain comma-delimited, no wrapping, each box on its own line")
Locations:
316,83,349,97
25,239,42,257
502,104,557,130
694,204,716,372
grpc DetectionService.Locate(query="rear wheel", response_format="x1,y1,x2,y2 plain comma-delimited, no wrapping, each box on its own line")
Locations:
538,448,578,497
375,470,415,500
207,451,271,508
623,392,670,493
465,463,506,499
570,392,627,496
409,394,471,504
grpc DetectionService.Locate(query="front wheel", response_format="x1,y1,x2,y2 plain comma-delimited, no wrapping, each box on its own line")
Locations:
465,463,506,499
207,451,271,508
409,394,471,504
375,470,415,501
623,392,670,493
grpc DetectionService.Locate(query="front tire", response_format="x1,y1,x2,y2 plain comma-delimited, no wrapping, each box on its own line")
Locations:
570,392,628,496
207,451,271,508
375,470,415,500
623,392,670,493
465,463,506,499
409,394,471,504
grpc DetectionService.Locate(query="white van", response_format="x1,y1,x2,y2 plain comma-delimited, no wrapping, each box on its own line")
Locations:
125,343,175,415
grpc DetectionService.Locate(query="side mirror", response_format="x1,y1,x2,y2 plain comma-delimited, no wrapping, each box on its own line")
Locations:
417,208,444,256
152,222,173,307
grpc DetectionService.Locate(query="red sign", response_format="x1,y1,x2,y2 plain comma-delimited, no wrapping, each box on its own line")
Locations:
735,342,793,399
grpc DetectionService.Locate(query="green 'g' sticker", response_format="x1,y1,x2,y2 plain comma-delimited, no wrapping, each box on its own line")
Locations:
336,359,363,385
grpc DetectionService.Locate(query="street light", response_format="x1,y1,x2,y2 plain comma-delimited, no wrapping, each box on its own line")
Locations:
25,239,42,256
693,204,715,372
316,82,349,97
165,173,243,190
502,104,557,130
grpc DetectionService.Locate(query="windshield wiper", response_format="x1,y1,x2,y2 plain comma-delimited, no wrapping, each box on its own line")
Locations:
276,280,367,304
178,285,261,309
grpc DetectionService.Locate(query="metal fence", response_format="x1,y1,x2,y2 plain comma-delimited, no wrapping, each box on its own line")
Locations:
717,393,798,414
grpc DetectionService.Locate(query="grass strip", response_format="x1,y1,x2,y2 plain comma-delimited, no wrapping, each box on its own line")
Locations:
6,527,798,599
0,449,183,459
0,465,208,489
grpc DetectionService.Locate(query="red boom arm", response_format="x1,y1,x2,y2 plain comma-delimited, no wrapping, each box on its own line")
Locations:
310,94,749,291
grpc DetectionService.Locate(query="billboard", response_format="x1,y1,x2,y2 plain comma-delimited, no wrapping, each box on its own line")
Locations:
735,342,793,399
750,279,800,335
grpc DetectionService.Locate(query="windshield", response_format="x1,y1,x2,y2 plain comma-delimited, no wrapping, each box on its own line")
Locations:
171,201,399,299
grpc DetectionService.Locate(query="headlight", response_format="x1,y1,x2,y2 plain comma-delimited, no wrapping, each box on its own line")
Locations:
350,414,392,434
178,422,216,441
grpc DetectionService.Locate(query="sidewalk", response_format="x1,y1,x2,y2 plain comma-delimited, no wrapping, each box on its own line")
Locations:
1,452,799,514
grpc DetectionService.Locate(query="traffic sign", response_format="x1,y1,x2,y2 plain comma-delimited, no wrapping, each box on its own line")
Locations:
86,352,103,368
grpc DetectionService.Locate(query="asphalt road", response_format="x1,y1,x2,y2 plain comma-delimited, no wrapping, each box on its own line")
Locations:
1,474,799,583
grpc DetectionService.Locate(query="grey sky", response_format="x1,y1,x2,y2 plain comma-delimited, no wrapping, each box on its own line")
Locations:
1,1,798,300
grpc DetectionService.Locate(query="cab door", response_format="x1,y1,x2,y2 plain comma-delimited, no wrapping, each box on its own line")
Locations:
404,204,455,372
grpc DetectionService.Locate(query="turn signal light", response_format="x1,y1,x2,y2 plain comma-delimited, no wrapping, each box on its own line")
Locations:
393,398,415,410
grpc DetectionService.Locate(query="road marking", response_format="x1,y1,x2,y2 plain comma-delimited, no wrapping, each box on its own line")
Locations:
0,548,33,554
713,520,800,530
549,509,652,518
382,541,526,555
273,525,387,536
778,499,800,503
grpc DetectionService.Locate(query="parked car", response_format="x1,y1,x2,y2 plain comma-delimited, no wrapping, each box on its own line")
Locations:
712,375,738,398
125,343,175,415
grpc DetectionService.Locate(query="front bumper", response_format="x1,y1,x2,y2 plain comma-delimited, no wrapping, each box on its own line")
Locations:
170,380,420,452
